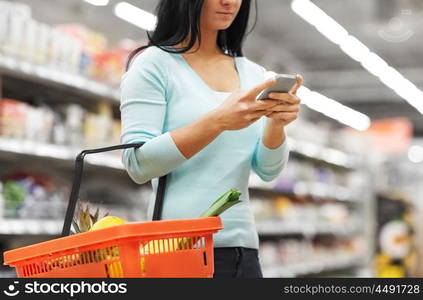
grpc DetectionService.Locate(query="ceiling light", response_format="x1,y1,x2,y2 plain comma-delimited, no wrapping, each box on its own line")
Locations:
297,86,371,131
83,0,109,6
114,2,157,31
262,72,369,130
291,0,423,114
408,145,423,163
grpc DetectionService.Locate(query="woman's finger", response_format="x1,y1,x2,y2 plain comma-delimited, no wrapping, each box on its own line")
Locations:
268,93,301,104
247,77,277,99
289,74,303,95
248,110,270,120
267,104,300,112
267,92,292,101
252,99,279,111
267,112,298,120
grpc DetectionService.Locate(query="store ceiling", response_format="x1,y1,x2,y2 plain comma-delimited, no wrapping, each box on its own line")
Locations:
19,0,423,136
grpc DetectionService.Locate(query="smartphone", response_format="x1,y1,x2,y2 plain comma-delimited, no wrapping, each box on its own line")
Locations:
256,74,297,100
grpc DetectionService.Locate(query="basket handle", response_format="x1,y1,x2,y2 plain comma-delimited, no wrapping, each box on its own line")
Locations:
61,143,168,237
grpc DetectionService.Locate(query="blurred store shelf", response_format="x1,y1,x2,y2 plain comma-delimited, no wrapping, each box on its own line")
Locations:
0,54,120,102
0,219,62,235
262,255,365,277
249,174,355,202
291,181,353,201
287,138,358,170
0,137,124,170
256,220,360,236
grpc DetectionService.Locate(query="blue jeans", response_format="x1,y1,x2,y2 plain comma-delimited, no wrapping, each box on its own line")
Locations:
213,247,263,278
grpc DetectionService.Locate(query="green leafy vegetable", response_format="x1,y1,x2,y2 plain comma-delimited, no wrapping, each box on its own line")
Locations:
200,188,241,217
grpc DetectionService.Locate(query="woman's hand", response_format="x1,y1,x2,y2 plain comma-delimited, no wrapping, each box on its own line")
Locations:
264,75,303,127
212,78,280,131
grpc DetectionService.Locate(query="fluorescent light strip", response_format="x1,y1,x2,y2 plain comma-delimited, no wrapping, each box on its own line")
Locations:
291,0,423,114
264,72,370,130
83,0,109,6
297,86,371,131
114,2,157,31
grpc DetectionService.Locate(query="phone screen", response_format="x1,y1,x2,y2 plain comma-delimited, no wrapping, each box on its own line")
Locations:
256,74,297,100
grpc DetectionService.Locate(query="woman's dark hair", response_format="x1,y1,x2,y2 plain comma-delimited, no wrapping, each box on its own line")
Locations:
126,0,258,70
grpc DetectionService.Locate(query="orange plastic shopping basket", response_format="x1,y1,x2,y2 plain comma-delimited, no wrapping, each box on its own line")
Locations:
3,143,223,278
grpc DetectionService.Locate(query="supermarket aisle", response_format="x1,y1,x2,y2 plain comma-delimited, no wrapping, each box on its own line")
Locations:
1,0,423,278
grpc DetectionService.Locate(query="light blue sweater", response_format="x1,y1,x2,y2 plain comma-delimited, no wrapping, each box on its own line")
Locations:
120,46,289,249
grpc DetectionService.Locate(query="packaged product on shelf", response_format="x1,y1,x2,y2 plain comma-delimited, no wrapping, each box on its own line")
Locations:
112,120,122,145
278,239,314,265
25,105,55,143
48,26,83,73
249,194,273,220
86,31,108,80
1,1,31,57
55,34,81,74
7,1,31,18
24,104,43,141
260,235,365,277
0,98,29,139
58,103,85,147
47,28,63,70
331,128,371,155
2,179,25,218
83,102,114,147
68,37,82,74
1,171,68,219
34,22,51,65
84,113,102,148
52,112,66,145
3,9,24,57
259,241,279,267
21,18,38,61
0,2,10,50
1,8,129,86
54,33,70,72
273,196,294,219
55,24,107,79
92,47,129,85
54,24,88,74
318,202,350,225
285,118,331,148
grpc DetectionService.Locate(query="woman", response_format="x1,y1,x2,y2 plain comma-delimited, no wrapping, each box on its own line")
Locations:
120,0,302,278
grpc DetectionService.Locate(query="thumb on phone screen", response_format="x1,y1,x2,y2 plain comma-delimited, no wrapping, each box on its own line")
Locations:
247,77,276,99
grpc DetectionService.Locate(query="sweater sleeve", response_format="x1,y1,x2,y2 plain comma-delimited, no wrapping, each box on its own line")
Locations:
120,49,188,184
251,65,290,182
251,118,290,182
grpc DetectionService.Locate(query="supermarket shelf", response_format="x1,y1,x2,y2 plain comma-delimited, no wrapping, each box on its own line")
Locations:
291,181,353,201
249,174,355,202
0,270,16,278
262,255,365,277
0,137,124,170
256,220,360,236
0,54,120,102
287,138,358,170
0,219,62,235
